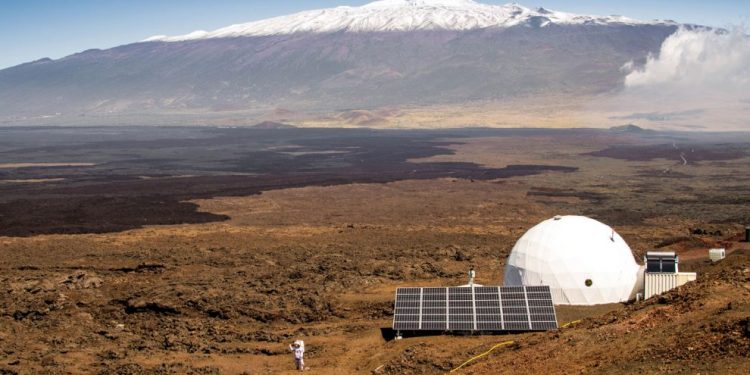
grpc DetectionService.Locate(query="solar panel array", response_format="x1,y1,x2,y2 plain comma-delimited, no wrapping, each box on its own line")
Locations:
393,286,557,331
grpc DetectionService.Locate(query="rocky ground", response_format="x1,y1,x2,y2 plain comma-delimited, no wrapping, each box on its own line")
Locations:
1,129,749,374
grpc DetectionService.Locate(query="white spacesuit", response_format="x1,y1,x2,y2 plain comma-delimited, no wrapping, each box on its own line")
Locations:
289,340,305,371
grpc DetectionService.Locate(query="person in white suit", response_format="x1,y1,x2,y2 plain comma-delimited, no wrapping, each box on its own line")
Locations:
289,340,305,371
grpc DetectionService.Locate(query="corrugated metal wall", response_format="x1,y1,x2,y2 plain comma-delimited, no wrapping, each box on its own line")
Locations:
644,273,697,300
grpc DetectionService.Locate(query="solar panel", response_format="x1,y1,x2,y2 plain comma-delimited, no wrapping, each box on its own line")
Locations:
393,285,557,332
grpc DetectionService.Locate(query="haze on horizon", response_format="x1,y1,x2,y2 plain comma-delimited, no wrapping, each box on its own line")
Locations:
1,0,748,70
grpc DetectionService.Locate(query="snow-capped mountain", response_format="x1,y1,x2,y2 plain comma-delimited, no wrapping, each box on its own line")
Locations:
147,0,671,42
0,0,684,125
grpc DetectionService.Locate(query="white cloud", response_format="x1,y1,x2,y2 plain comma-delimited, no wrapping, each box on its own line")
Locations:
589,27,750,131
624,27,750,90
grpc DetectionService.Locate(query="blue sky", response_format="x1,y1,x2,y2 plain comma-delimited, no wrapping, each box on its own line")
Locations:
1,0,748,70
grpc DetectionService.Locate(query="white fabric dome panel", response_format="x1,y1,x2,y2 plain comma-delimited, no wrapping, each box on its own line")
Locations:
504,215,640,305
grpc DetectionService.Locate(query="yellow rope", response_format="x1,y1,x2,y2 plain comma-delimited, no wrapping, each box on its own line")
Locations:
448,320,582,373
560,319,581,328
449,341,515,373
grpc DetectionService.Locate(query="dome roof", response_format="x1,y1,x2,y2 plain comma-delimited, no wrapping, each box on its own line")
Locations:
503,215,640,305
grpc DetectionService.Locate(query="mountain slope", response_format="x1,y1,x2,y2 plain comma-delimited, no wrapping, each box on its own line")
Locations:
0,1,680,124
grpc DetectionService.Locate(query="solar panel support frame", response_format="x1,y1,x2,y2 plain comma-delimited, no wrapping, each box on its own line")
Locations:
471,286,477,331
444,287,450,329
497,286,504,330
418,288,423,330
522,285,532,330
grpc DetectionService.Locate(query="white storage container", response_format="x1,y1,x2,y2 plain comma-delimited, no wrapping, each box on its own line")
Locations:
644,272,697,300
709,248,726,262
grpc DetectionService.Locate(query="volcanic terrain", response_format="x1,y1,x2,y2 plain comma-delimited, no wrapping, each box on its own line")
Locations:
0,126,749,374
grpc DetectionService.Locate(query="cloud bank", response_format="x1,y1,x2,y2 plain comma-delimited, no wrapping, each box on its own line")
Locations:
592,27,750,131
624,27,750,91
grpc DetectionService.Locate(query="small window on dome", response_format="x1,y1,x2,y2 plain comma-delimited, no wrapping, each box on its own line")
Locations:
585,279,593,287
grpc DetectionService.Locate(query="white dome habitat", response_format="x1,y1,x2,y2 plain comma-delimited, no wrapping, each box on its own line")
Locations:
503,215,640,305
